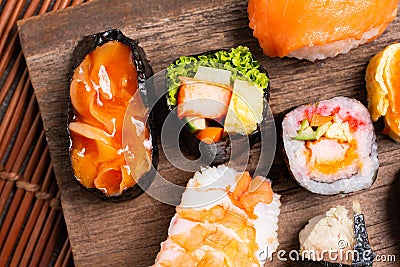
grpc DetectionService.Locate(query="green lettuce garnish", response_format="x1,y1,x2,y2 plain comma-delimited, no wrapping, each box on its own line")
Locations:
166,46,269,107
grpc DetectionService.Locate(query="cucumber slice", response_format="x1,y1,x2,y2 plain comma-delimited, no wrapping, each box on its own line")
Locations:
294,126,317,141
299,119,310,133
185,117,207,132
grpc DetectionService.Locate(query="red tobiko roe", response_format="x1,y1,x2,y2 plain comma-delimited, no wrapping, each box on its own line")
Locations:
302,106,341,123
301,106,365,131
343,115,366,131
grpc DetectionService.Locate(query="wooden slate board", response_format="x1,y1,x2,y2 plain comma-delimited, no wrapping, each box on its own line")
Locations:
18,0,400,266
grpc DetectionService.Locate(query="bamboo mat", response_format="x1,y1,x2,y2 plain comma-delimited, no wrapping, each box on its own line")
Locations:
0,0,91,266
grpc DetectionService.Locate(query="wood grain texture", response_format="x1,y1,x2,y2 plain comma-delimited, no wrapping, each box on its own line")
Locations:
17,0,400,266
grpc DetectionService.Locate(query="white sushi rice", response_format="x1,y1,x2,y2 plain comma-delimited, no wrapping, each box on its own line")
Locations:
153,165,281,266
287,26,383,61
282,97,379,195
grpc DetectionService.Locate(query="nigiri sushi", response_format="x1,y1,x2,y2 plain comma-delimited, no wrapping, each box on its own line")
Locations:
166,46,270,165
153,165,281,266
68,30,158,201
299,201,375,266
248,0,398,61
281,97,378,195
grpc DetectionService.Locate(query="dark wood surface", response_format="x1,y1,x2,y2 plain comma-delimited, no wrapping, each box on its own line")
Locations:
17,0,400,266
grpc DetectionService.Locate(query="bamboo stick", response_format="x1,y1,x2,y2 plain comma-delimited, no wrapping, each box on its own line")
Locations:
72,0,85,5
28,206,61,266
0,68,28,147
17,136,46,184
9,164,57,266
0,130,44,215
25,146,49,186
8,198,45,267
0,32,17,77
0,0,17,36
54,237,69,267
0,53,23,105
0,0,26,55
7,102,40,173
18,200,50,266
62,246,73,267
36,162,55,198
0,188,25,249
0,73,30,163
23,0,42,18
38,0,53,14
0,91,35,195
38,211,63,266
59,0,72,10
0,140,48,251
0,191,34,264
0,180,13,211
0,0,50,73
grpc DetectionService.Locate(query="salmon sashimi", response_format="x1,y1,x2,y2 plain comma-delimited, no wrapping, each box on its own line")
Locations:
248,0,398,61
153,165,281,267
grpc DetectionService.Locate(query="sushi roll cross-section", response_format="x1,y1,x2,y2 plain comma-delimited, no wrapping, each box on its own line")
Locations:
153,165,281,267
166,47,270,164
68,30,157,201
282,97,378,195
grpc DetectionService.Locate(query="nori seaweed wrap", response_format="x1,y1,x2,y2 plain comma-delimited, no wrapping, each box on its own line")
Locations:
165,46,270,165
67,29,158,201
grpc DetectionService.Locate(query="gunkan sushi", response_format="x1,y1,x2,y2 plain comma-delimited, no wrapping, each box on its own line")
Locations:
68,29,158,201
248,0,398,61
299,201,375,266
166,46,270,165
153,165,281,266
281,97,378,195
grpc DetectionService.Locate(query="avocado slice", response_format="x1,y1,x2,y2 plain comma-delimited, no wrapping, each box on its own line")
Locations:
294,126,317,141
299,119,310,132
295,120,334,141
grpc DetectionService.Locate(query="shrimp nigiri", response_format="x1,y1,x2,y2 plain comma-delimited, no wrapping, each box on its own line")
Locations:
153,165,281,267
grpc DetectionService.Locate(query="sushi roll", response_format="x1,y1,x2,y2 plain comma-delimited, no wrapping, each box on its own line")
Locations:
153,165,281,266
67,29,158,201
299,201,375,266
281,97,378,195
248,0,398,61
166,46,270,165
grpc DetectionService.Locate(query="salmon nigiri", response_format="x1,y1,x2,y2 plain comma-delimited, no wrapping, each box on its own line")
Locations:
153,165,281,267
248,0,398,61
